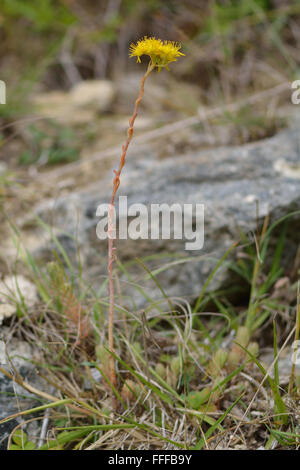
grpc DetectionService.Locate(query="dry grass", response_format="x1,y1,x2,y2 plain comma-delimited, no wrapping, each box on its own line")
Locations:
0,211,299,450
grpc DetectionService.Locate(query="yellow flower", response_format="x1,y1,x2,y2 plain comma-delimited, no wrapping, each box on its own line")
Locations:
129,36,184,70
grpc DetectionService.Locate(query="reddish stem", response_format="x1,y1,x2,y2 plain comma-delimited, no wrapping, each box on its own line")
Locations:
107,62,154,392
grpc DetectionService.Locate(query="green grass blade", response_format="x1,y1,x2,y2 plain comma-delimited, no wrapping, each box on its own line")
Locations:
237,342,288,425
193,394,243,450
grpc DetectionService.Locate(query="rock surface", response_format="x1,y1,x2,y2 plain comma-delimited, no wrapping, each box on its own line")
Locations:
33,79,116,124
261,348,300,384
19,116,300,308
0,275,38,325
0,331,45,449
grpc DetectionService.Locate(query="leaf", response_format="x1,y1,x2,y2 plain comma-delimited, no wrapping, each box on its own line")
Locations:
39,429,90,450
24,441,36,450
12,430,27,447
186,389,211,409
268,427,300,446
8,444,21,450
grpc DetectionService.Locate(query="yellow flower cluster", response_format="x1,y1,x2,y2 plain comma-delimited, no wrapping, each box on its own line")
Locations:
129,36,184,70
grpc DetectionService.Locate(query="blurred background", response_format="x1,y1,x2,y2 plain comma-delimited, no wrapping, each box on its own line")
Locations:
0,0,299,195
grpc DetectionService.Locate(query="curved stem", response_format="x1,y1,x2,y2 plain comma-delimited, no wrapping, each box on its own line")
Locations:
107,61,155,394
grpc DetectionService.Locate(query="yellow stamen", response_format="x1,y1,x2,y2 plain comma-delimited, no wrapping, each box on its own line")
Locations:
129,36,184,69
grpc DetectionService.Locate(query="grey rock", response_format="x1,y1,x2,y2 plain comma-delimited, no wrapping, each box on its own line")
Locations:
0,275,38,326
25,117,300,309
261,348,300,384
0,331,45,449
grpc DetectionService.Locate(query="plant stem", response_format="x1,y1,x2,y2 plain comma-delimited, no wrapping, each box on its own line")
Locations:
107,61,155,392
289,281,300,395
